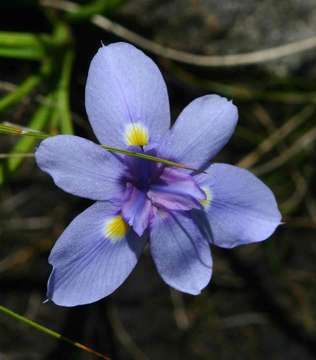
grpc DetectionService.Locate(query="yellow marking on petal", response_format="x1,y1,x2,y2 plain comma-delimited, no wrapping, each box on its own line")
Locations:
125,122,149,146
104,215,129,242
200,187,212,210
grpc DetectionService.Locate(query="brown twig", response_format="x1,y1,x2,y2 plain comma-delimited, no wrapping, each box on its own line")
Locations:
41,0,316,67
237,106,314,169
252,125,316,175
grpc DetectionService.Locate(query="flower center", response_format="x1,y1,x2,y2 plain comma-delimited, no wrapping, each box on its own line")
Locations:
120,149,205,237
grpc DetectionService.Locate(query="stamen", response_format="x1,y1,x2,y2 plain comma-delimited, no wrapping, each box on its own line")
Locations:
104,214,129,242
124,122,149,146
200,187,212,210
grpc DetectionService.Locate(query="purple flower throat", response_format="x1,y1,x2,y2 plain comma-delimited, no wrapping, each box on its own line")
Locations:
120,148,205,237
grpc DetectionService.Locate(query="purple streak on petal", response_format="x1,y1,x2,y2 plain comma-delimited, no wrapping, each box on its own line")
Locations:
85,42,170,147
195,163,282,248
147,191,199,211
158,95,238,169
47,201,145,307
148,167,205,211
35,135,124,201
158,168,205,199
150,211,212,295
121,184,153,237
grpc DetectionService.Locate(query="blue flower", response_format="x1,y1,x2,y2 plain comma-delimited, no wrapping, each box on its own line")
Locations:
35,42,281,307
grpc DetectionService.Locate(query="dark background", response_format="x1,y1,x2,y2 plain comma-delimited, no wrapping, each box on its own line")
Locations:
0,1,316,359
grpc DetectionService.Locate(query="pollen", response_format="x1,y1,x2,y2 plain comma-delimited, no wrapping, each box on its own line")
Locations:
104,214,129,242
125,122,149,146
200,186,212,210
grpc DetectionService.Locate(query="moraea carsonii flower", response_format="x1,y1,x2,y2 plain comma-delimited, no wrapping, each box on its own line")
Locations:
35,42,281,306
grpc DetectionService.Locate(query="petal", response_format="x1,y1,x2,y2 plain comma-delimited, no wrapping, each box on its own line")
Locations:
195,164,282,248
121,184,153,237
148,168,205,211
150,211,212,295
158,95,238,169
47,201,145,306
35,135,124,201
85,42,170,148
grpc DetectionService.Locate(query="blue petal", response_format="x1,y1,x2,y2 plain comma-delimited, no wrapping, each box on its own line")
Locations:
85,42,170,148
150,211,212,295
195,164,282,248
121,184,153,237
35,135,124,201
158,95,238,169
148,168,204,211
47,202,145,306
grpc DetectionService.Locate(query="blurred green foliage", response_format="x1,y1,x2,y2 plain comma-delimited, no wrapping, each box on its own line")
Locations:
0,1,126,184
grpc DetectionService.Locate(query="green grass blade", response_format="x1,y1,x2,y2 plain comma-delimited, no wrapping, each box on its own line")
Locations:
0,29,71,60
0,31,49,60
56,49,74,134
0,153,34,159
0,46,44,60
0,304,110,359
100,145,198,171
0,74,41,111
0,98,52,184
64,0,126,21
0,59,52,112
0,30,67,49
7,104,50,172
0,123,50,139
0,123,198,171
0,32,46,47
